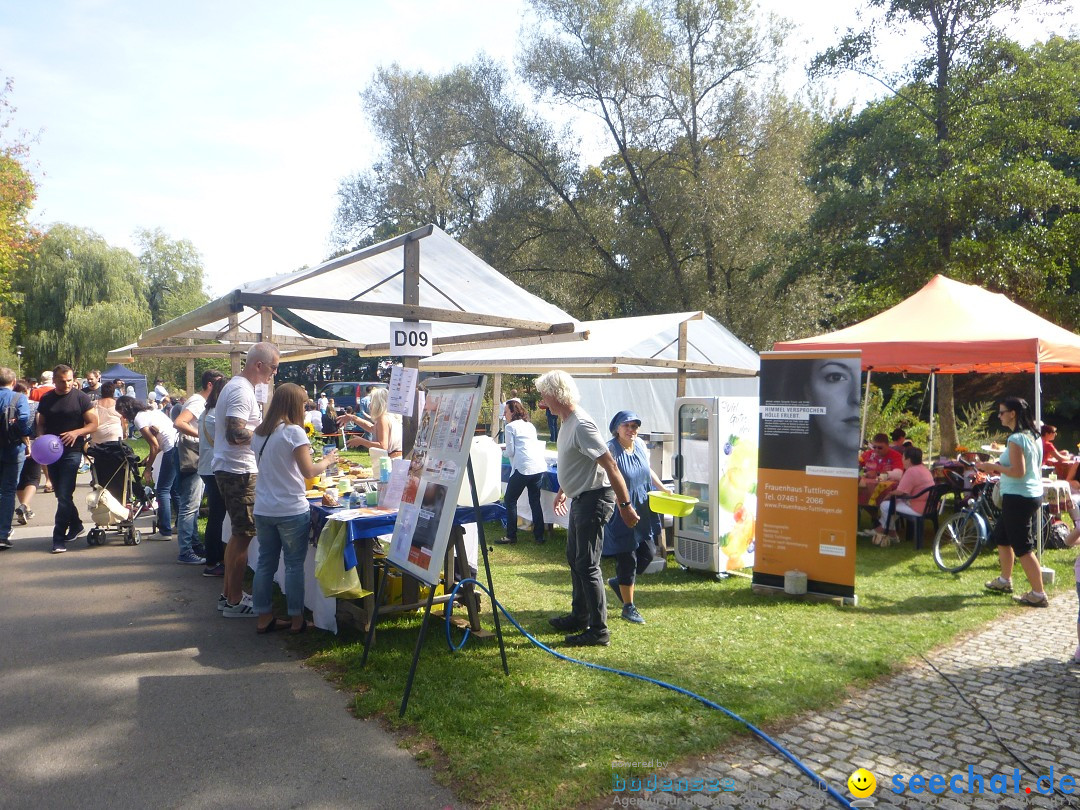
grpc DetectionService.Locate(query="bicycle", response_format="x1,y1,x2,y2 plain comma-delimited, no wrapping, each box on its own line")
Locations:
932,459,1069,573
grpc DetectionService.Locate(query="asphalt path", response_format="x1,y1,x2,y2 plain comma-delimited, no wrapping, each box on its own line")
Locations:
0,473,461,810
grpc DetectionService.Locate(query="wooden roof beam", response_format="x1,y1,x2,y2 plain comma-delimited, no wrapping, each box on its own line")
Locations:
233,292,565,333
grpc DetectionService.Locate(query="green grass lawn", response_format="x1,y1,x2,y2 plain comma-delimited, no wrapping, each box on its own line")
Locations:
294,521,1079,809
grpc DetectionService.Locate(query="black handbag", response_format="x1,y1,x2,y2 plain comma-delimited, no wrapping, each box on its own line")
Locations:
178,434,200,474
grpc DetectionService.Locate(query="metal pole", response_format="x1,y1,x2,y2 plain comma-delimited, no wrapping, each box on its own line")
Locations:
859,370,872,447
928,372,936,457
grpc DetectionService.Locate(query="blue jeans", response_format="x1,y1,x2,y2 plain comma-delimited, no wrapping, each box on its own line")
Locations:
154,446,179,535
253,512,311,617
48,448,84,543
201,473,226,566
547,411,559,442
0,445,25,541
174,469,203,555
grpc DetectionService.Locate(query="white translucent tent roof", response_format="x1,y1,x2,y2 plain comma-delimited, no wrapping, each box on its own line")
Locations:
420,312,759,376
109,225,578,364
221,225,574,343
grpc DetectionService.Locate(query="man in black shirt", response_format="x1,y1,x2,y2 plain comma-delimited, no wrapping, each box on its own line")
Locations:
82,369,102,403
37,365,97,553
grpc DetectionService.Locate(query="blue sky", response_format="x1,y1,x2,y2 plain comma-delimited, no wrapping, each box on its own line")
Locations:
1,0,1073,296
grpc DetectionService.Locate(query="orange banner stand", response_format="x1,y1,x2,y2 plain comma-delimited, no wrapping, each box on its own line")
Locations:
751,351,861,604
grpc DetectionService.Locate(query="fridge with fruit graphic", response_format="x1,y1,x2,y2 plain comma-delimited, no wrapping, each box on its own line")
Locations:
673,397,758,573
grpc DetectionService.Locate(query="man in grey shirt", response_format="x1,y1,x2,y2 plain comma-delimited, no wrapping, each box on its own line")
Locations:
536,370,637,646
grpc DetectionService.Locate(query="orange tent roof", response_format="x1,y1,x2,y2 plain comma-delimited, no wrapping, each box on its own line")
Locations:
773,275,1080,374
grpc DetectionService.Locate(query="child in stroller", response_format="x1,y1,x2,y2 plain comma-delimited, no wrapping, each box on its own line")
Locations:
85,440,157,545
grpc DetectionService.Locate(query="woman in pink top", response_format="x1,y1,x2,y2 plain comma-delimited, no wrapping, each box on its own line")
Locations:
872,446,936,546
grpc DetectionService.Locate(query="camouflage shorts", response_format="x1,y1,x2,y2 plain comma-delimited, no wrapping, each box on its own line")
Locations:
214,471,257,537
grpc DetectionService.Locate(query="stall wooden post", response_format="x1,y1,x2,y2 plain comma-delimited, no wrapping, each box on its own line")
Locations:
228,313,243,376
490,374,502,437
260,307,275,397
402,236,420,454
185,339,194,393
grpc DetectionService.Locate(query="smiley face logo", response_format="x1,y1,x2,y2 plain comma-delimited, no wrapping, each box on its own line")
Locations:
848,768,877,798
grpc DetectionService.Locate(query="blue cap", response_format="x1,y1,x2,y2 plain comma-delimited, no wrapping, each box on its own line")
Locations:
609,410,642,434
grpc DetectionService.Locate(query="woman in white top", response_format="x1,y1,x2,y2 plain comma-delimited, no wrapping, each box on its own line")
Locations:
89,382,124,445
116,396,180,538
496,400,549,544
251,383,338,634
339,387,402,458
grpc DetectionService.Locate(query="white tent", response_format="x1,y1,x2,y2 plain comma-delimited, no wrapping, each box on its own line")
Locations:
422,311,759,433
108,224,580,380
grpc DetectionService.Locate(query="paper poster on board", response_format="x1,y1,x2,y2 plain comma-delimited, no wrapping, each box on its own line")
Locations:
752,351,861,600
386,375,486,585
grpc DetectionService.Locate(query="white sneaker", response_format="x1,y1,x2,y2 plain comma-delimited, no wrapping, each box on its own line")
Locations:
217,592,250,611
222,599,256,618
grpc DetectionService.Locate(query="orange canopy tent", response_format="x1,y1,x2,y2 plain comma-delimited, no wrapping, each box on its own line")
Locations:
772,274,1080,374
773,274,1080,445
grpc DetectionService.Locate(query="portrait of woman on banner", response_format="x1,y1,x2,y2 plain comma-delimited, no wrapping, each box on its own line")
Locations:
758,356,862,472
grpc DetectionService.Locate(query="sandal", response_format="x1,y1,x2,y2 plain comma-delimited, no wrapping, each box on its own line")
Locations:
43,485,53,493
256,617,289,634
289,618,309,635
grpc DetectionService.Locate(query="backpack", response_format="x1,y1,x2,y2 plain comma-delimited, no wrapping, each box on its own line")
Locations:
0,392,26,448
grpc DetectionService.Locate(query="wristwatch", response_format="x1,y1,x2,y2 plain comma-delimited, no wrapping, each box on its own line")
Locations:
619,501,631,508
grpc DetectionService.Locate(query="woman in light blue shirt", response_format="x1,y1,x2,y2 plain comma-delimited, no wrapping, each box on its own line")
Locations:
977,396,1048,606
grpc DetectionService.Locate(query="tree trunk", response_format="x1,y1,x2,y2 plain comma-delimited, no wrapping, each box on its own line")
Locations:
937,374,958,456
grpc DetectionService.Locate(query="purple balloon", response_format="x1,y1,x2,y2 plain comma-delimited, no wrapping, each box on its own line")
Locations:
31,434,64,465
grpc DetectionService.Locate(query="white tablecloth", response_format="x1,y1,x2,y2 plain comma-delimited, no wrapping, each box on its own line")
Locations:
246,521,482,634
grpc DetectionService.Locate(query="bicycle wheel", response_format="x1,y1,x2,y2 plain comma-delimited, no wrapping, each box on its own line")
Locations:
932,511,986,573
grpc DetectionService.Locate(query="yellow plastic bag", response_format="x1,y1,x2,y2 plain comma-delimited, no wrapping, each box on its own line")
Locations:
314,519,370,599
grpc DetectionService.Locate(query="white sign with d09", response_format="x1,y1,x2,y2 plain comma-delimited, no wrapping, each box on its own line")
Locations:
389,321,433,357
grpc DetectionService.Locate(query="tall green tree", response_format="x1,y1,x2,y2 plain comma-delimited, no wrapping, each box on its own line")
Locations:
134,228,210,390
0,73,40,374
0,75,37,306
333,64,534,249
512,0,821,345
335,1,825,349
804,0,1075,448
13,224,151,375
136,227,208,324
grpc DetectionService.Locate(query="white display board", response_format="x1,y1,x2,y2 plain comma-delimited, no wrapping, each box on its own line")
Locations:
386,374,486,585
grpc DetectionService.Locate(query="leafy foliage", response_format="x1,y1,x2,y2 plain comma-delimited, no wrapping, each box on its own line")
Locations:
13,224,209,381
334,0,828,350
13,224,150,376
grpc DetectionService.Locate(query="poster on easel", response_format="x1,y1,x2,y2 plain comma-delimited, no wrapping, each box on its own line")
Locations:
386,374,487,585
752,351,861,601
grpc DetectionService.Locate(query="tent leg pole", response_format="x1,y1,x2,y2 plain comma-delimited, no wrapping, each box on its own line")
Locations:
1036,361,1045,559
860,370,872,448
929,372,936,458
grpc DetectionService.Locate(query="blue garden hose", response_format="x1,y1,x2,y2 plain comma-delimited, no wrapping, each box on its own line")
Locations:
444,577,855,810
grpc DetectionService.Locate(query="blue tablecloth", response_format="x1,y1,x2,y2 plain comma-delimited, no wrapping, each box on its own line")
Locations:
310,502,507,543
500,458,560,492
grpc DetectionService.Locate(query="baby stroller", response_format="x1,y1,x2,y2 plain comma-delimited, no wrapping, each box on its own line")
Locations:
85,441,157,545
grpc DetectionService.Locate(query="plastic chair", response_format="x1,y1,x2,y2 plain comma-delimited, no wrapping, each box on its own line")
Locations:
883,483,955,550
